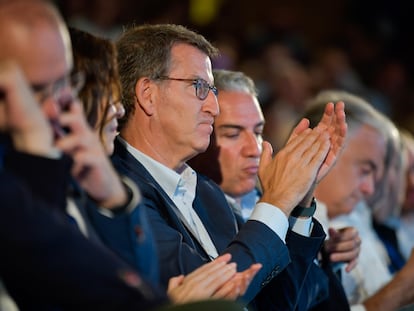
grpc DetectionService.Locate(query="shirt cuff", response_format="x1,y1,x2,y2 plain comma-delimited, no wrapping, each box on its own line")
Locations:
97,176,141,218
351,304,366,311
249,202,289,243
288,216,313,237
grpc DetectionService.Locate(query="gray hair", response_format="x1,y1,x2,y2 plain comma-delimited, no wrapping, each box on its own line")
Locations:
213,69,257,97
304,90,394,138
304,89,400,205
116,23,218,130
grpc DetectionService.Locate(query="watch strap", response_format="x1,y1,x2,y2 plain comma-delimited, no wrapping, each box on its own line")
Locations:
290,198,317,217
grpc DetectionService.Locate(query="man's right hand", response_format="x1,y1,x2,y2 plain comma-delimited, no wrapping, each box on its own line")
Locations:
258,119,330,216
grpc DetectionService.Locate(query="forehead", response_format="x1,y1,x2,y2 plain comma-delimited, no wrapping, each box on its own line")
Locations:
215,90,264,127
0,18,72,83
346,124,387,175
169,43,212,81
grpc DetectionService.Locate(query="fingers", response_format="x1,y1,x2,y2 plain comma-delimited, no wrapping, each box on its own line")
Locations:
281,128,330,172
185,254,232,277
212,263,262,300
315,102,335,132
334,101,347,137
237,263,262,296
259,127,330,214
258,141,273,179
286,118,310,144
167,275,185,292
328,227,359,245
184,263,237,301
212,278,240,300
55,100,97,153
325,227,361,264
0,60,56,155
170,256,238,303
345,258,358,273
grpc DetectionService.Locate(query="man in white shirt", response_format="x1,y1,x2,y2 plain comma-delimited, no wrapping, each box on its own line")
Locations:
112,24,347,310
307,90,414,311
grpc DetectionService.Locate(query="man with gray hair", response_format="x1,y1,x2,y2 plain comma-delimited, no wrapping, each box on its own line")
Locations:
306,90,414,311
190,69,362,310
112,23,347,308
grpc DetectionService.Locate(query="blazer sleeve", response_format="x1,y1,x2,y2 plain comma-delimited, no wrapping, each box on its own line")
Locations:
143,193,291,305
86,197,161,286
252,219,330,311
0,170,167,310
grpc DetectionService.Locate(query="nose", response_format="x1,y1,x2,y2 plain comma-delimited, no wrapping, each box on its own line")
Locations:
115,101,125,119
242,132,262,157
360,174,375,197
41,97,61,120
202,91,219,117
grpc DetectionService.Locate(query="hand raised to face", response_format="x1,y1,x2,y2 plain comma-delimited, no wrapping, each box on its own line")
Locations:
0,60,56,157
54,99,127,209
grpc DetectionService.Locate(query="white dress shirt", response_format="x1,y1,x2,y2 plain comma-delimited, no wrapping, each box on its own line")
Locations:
315,200,393,311
120,138,218,258
119,137,309,253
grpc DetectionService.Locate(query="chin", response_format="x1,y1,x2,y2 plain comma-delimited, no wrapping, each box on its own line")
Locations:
106,143,115,156
195,140,210,153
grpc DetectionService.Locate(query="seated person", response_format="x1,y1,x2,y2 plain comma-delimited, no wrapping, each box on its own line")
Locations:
111,23,347,310
305,90,414,311
69,26,260,301
189,69,360,310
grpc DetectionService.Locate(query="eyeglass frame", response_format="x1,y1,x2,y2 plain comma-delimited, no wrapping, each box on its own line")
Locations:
30,71,85,104
155,76,218,100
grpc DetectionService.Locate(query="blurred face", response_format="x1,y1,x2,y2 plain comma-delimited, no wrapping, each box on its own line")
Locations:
155,43,219,166
371,143,405,222
0,19,74,138
97,94,125,155
214,90,264,197
403,140,414,213
315,124,386,219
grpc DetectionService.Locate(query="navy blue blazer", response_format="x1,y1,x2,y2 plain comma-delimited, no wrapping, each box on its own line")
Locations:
0,149,167,311
111,138,329,309
87,188,160,286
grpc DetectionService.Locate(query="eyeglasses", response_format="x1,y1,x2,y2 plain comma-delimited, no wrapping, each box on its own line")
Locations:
156,76,218,100
31,71,85,104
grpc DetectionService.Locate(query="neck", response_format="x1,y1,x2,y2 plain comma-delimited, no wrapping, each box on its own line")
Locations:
120,125,185,171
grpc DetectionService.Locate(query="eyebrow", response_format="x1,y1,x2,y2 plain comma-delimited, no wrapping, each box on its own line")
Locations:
217,122,265,131
30,74,67,92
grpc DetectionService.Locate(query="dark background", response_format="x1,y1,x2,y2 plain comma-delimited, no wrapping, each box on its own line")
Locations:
55,0,414,137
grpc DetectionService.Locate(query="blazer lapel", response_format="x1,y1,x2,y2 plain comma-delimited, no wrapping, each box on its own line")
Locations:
112,138,210,258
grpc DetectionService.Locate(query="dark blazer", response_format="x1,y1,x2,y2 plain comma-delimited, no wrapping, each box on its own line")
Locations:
308,248,351,311
87,189,160,285
0,150,167,311
111,138,329,309
373,220,406,273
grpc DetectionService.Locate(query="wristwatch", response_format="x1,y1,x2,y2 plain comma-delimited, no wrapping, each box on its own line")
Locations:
290,197,317,218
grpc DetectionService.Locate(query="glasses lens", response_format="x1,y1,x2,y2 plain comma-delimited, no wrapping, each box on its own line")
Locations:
51,71,85,110
195,79,209,100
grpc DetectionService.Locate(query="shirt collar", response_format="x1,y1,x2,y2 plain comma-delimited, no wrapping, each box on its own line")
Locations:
118,136,190,199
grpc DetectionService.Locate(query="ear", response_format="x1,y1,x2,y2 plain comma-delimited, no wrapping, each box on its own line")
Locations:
134,77,156,116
